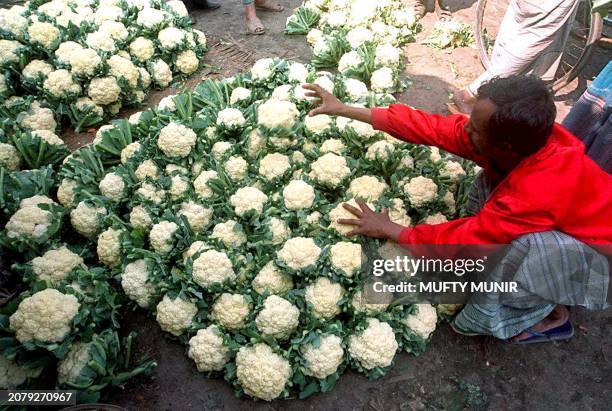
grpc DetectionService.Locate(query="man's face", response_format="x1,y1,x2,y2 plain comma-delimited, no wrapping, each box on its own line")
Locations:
464,97,497,156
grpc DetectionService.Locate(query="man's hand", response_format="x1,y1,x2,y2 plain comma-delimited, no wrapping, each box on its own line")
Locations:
338,200,406,241
303,83,345,117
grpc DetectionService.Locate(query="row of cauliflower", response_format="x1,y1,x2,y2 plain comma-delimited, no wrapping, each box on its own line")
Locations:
0,57,472,400
0,0,207,177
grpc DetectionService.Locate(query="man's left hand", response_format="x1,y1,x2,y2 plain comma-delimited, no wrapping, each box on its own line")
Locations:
338,200,406,242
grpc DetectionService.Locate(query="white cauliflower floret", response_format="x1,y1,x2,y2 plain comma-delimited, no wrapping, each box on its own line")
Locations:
423,212,448,225
230,186,268,217
129,205,153,231
307,28,324,45
57,179,77,207
178,201,212,232
97,227,122,267
211,220,247,247
9,289,80,343
136,182,165,204
288,62,309,83
149,221,178,254
259,153,290,180
128,111,143,125
252,262,293,295
167,0,189,16
30,246,83,284
70,202,107,238
338,51,362,73
351,289,390,314
217,108,246,128
43,69,81,99
75,97,103,118
305,277,345,319
0,9,28,38
156,295,197,336
88,77,121,106
389,198,411,226
328,198,373,235
277,237,321,270
257,100,300,130
120,142,142,164
136,7,165,28
135,159,159,181
57,341,93,385
348,175,388,201
193,170,218,198
371,67,395,93
0,143,20,171
255,295,299,340
99,20,128,41
211,141,231,159
443,191,456,214
192,249,235,288
304,114,332,135
28,22,60,49
272,84,291,101
121,259,156,308
403,304,437,339
22,59,53,80
210,293,250,331
375,43,401,67
108,55,139,89
348,318,398,369
301,334,344,379
175,50,199,75
330,242,362,276
230,87,251,104
98,172,125,201
235,343,290,401
309,153,350,187
129,37,155,62
440,160,466,183
157,122,197,158
268,217,290,245
251,58,274,80
4,203,54,240
224,155,248,181
0,39,22,65
346,119,378,140
85,31,116,53
19,102,57,131
188,325,230,372
0,356,33,389
150,59,173,87
366,140,395,160
404,176,438,207
246,128,265,158
344,78,369,101
158,27,185,50
54,41,83,65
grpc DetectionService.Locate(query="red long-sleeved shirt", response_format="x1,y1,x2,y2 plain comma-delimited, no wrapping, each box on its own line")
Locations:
371,105,612,245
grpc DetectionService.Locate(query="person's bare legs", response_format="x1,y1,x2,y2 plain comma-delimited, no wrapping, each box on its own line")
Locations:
245,2,264,35
511,305,570,342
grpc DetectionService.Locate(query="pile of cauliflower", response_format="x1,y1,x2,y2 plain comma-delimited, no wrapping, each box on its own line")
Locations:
285,0,422,93
0,0,207,171
0,57,477,400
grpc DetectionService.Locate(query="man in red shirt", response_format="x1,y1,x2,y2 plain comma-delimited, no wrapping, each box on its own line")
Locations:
303,76,611,343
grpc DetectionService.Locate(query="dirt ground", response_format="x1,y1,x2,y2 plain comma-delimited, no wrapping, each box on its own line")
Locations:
95,1,612,410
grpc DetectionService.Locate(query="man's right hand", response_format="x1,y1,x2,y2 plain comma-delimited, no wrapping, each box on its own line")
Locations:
302,83,346,117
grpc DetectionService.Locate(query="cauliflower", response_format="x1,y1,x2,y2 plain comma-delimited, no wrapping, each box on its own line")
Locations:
211,141,231,159
211,220,247,247
440,160,466,183
97,227,122,267
307,28,324,45
54,41,83,65
28,22,60,49
257,100,300,130
167,0,189,16
70,202,107,238
158,27,185,50
235,343,290,401
210,293,250,331
22,59,53,80
57,341,92,385
192,249,236,288
371,67,395,93
157,122,197,158
5,196,56,240
75,97,103,118
309,153,351,187
423,212,448,225
129,37,155,62
251,58,274,80
304,114,333,135
252,262,293,295
255,295,300,340
0,8,28,38
277,237,321,270
246,128,265,158
330,242,362,276
217,108,246,128
121,259,156,308
230,187,268,216
429,146,442,162
344,78,369,101
351,289,390,314
272,84,291,101
348,318,398,369
85,31,116,53
18,102,57,131
443,191,456,214
57,178,77,207
230,87,251,104
150,59,173,87
98,172,125,201
188,325,230,372
136,7,165,28
268,217,290,245
346,27,372,48
149,221,178,254
224,155,248,181
169,175,189,199
0,356,34,389
9,289,80,343
338,51,362,73
88,77,121,106
193,170,218,198
288,62,309,83
301,334,344,379
388,198,411,226
99,20,128,41
129,205,153,231
175,50,199,75
156,295,197,336
136,182,166,204
375,43,401,67
43,69,81,99
128,111,143,125
328,198,373,235
403,176,438,207
178,201,212,232
135,159,159,181
0,40,22,65
108,55,139,89
0,143,21,171
366,140,395,160
30,246,84,284
403,304,438,339
305,277,345,319
348,175,388,201
259,153,290,180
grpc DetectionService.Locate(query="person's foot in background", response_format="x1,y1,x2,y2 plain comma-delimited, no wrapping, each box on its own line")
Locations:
245,0,284,36
184,0,221,13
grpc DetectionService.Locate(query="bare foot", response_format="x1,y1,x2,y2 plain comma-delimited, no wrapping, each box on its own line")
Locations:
511,305,570,342
255,0,285,12
450,89,476,114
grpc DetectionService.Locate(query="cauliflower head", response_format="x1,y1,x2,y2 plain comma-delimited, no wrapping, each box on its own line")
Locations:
235,343,291,401
305,277,345,319
210,293,250,331
255,295,300,340
31,246,83,285
301,334,344,379
252,262,293,295
403,303,438,339
188,325,230,372
156,295,197,336
121,259,156,308
192,249,236,288
277,237,321,270
348,318,398,370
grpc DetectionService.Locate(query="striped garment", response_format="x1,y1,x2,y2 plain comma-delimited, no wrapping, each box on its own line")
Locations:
451,173,610,339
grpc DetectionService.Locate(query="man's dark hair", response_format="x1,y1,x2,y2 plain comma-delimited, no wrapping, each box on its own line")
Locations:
477,75,556,156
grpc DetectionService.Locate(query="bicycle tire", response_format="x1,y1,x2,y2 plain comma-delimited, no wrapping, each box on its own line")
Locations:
474,0,603,92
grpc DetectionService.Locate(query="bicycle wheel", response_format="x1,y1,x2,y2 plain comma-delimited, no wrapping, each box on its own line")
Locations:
475,0,603,92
